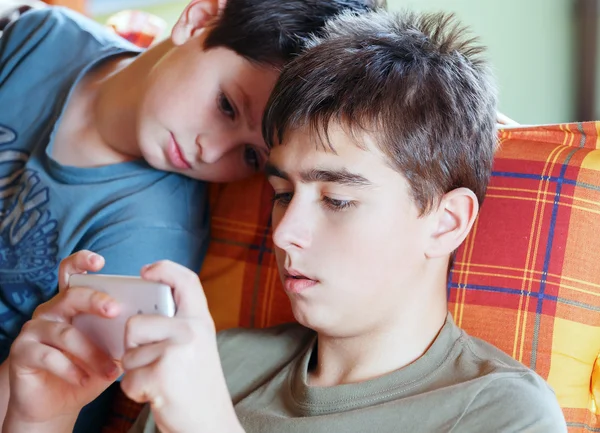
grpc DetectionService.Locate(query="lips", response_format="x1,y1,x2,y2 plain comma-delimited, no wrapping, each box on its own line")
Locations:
283,269,318,294
167,133,192,170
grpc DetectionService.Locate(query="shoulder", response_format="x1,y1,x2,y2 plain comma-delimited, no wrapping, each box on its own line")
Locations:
3,7,99,45
454,325,539,374
451,330,567,431
0,6,139,73
455,371,567,431
4,7,69,31
6,7,137,48
0,8,65,65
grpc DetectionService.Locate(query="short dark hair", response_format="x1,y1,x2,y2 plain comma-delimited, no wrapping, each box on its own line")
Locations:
203,0,384,66
263,10,498,214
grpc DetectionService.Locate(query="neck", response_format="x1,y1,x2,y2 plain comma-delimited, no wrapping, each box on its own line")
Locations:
308,278,448,387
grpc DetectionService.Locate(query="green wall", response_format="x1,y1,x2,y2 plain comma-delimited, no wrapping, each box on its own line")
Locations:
388,0,577,124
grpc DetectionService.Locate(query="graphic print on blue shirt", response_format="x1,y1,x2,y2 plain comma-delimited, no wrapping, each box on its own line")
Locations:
0,123,59,353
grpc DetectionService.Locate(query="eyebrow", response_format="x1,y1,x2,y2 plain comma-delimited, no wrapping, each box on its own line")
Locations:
265,163,372,187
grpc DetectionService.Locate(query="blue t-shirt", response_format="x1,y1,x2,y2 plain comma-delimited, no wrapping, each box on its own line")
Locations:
0,8,210,361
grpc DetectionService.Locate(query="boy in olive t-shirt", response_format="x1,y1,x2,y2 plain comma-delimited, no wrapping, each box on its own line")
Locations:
3,7,567,433
131,8,567,433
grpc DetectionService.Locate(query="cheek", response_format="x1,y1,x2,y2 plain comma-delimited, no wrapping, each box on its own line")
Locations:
136,113,166,165
309,216,377,282
324,210,423,287
373,217,427,286
339,227,391,281
144,91,212,128
142,69,214,128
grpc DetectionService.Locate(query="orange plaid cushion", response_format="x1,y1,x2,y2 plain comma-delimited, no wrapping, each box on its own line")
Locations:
450,122,600,431
104,122,600,432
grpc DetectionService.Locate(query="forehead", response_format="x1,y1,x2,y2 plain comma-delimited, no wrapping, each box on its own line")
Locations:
268,124,394,176
206,47,280,97
206,47,279,76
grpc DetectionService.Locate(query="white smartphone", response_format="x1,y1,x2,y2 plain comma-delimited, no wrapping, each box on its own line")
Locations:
70,274,176,360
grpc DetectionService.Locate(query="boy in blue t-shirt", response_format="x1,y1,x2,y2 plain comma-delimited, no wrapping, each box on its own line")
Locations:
0,0,377,431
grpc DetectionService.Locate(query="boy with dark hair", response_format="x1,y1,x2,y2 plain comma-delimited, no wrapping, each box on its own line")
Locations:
2,8,566,433
0,1,376,431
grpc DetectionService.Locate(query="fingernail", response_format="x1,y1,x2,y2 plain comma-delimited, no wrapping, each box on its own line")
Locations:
88,253,99,264
141,264,151,272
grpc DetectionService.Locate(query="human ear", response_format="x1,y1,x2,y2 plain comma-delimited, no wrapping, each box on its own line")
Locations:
171,0,219,46
424,188,479,259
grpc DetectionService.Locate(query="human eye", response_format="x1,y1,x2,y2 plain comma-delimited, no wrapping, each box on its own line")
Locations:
244,145,260,171
217,91,235,119
272,192,293,207
322,196,356,212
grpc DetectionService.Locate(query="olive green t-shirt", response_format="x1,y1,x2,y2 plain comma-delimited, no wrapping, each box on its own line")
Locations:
130,315,567,432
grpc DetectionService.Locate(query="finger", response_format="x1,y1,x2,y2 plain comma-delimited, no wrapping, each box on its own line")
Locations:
124,315,192,349
58,251,105,292
34,286,120,322
11,339,89,386
120,363,164,407
21,320,121,380
140,261,208,318
122,340,169,371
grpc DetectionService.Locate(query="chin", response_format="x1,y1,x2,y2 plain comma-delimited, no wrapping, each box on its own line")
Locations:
289,301,332,333
140,147,165,170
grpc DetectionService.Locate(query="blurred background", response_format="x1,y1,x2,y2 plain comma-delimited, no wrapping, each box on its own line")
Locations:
46,0,600,125
388,0,597,126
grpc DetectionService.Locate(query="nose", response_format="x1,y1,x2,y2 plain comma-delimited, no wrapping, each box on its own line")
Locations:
272,195,313,251
197,136,238,164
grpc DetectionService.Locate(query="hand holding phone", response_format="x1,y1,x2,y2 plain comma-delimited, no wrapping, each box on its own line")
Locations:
71,274,175,360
